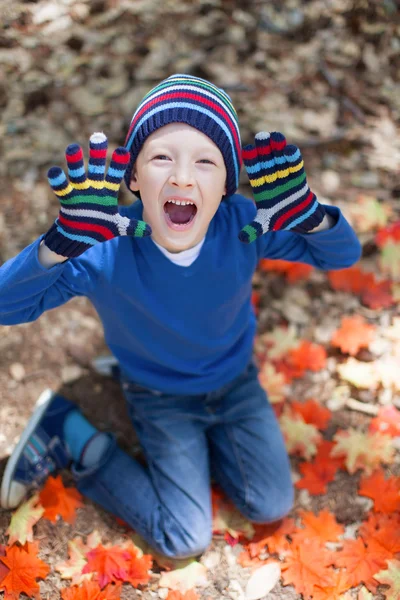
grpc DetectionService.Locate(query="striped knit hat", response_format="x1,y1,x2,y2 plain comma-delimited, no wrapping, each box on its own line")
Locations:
124,73,242,197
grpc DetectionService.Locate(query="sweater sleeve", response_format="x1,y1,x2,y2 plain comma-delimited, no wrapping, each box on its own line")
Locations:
0,235,101,325
256,205,362,270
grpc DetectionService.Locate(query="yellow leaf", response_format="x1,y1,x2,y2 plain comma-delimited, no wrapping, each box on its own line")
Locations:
279,409,321,460
56,530,102,585
6,494,44,545
373,559,400,600
379,241,400,281
259,326,299,360
331,429,394,475
349,195,391,233
158,561,208,593
258,362,287,404
337,358,379,389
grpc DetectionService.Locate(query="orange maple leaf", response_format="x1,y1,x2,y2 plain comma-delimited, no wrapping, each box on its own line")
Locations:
120,540,152,588
281,539,335,597
246,518,296,557
358,470,400,513
61,580,122,599
258,259,313,282
0,541,50,599
0,544,10,587
237,547,270,570
369,405,400,437
361,279,394,309
315,439,346,469
39,475,83,524
295,457,338,495
375,221,400,247
290,398,331,430
359,513,400,555
333,537,390,591
292,509,344,545
166,591,200,600
287,341,327,373
331,315,375,356
82,544,131,589
328,267,375,294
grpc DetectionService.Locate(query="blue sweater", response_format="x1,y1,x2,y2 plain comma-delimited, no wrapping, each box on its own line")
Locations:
0,195,361,394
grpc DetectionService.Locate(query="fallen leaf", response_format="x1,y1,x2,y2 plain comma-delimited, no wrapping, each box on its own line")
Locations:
331,429,394,474
359,513,400,555
358,471,400,513
337,358,379,389
258,362,287,404
247,518,296,557
373,560,400,600
61,580,122,599
6,494,44,546
0,541,50,599
361,279,394,309
349,195,391,232
158,562,208,593
120,539,152,588
287,341,327,373
289,398,331,430
333,537,390,590
279,409,321,460
56,531,102,585
82,544,131,589
379,241,400,281
292,509,344,545
331,315,375,356
39,475,83,524
166,591,199,600
244,562,281,599
328,266,375,294
376,221,400,247
257,326,299,360
281,539,334,598
369,405,400,437
295,457,338,495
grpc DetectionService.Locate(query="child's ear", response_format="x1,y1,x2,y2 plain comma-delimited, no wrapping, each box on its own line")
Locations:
129,168,140,192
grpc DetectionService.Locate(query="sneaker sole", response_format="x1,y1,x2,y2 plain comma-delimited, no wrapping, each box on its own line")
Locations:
1,388,56,510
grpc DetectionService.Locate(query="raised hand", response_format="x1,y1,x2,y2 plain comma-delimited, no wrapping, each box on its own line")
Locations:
238,131,325,243
44,132,151,258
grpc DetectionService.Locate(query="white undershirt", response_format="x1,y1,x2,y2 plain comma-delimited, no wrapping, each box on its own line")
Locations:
152,237,205,267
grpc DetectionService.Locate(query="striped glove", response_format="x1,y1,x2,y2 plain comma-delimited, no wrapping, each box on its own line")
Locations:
44,132,151,258
238,131,325,243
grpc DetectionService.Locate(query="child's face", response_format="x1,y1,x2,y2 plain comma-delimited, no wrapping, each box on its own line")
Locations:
130,123,227,253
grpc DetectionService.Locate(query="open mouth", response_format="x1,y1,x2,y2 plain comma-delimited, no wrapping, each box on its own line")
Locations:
163,199,198,230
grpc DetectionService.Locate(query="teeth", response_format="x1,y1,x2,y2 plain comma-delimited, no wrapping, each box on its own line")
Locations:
166,200,194,206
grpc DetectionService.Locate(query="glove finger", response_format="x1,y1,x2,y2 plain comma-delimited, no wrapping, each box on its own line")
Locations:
238,220,265,244
104,147,130,195
47,166,74,200
269,131,287,170
126,217,152,238
88,132,108,185
65,143,87,188
284,143,303,175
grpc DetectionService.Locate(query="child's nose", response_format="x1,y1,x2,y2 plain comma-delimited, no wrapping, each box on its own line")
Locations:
169,164,195,187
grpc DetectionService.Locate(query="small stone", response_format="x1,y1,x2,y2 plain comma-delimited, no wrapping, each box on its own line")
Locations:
321,170,340,194
61,365,83,384
33,2,67,24
202,550,220,569
9,363,25,382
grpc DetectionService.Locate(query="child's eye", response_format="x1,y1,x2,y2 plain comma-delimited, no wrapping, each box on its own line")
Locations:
153,155,170,160
198,159,215,164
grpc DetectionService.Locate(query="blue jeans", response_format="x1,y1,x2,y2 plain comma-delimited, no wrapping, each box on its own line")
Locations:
71,360,294,559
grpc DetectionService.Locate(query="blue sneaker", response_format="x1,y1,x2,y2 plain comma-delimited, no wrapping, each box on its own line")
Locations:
1,389,77,510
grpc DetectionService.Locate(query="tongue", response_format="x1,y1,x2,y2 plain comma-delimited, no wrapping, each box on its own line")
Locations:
165,203,196,224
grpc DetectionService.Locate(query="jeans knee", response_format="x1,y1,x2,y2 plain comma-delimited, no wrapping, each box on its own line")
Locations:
153,517,213,559
241,486,294,524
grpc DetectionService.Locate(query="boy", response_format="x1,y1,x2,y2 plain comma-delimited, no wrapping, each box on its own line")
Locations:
0,74,361,558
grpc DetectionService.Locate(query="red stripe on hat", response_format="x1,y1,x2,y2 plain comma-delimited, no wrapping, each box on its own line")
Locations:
66,148,83,163
90,148,107,159
273,191,314,230
59,214,114,240
127,91,241,160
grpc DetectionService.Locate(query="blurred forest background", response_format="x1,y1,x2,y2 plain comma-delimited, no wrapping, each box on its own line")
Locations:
0,1,400,599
